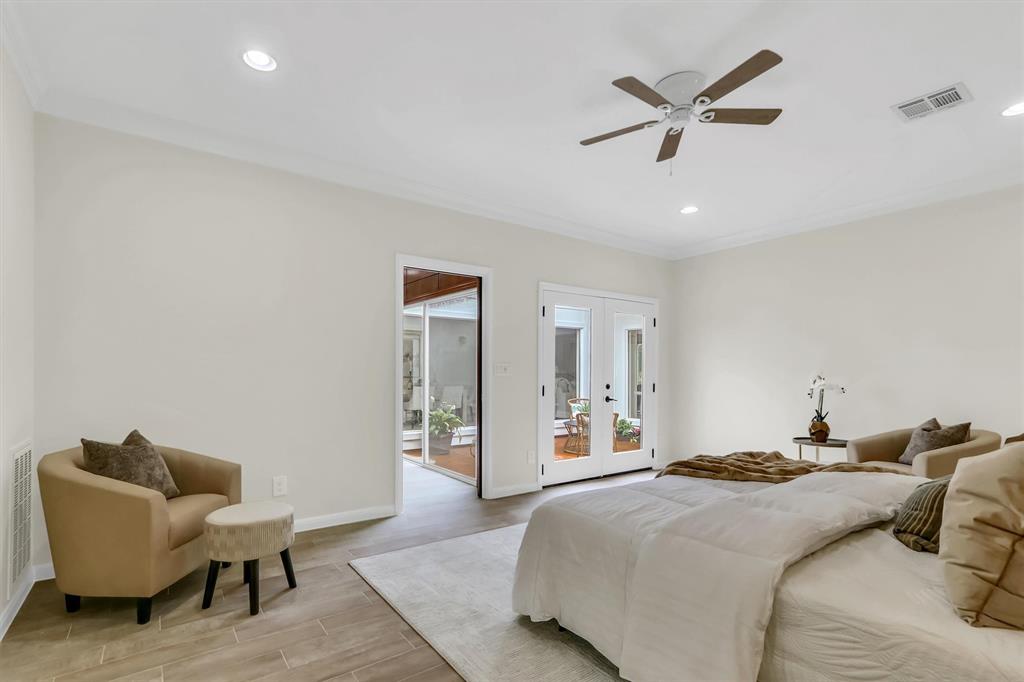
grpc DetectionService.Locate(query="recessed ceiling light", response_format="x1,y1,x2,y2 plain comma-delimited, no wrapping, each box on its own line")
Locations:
1001,101,1024,117
242,49,277,72
680,206,699,215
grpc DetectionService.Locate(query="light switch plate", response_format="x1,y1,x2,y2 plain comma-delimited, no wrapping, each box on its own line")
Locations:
272,475,288,497
494,363,512,376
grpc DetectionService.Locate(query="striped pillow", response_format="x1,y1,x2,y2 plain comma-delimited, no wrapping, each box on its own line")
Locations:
892,475,952,553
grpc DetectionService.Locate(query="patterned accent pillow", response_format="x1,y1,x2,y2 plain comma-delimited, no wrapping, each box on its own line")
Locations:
898,418,971,465
892,475,951,553
81,430,180,498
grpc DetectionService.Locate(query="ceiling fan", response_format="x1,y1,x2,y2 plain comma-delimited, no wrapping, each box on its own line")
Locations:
580,50,783,163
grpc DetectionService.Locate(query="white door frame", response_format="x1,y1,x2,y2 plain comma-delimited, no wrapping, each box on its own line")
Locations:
395,254,494,513
536,282,659,486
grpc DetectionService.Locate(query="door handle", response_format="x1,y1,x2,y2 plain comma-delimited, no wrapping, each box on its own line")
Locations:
605,396,618,403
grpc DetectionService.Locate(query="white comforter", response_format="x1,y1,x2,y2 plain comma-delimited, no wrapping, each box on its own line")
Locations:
512,471,923,682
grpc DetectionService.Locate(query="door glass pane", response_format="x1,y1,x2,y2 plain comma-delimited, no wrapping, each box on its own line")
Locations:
613,313,643,454
426,290,478,480
402,305,424,464
554,306,591,460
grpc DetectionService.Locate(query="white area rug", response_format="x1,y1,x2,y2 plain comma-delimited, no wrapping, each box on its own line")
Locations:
350,524,621,682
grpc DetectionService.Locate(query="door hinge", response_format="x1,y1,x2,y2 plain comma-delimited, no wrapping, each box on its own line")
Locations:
541,464,545,475
653,317,657,328
542,305,546,317
541,385,545,396
651,448,655,458
652,382,656,393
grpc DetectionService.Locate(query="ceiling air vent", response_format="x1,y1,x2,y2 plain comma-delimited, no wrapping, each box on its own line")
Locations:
892,82,973,121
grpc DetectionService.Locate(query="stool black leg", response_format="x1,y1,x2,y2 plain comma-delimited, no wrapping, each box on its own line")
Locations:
202,560,220,609
137,597,152,625
243,561,251,584
245,559,260,615
280,548,297,589
64,594,80,613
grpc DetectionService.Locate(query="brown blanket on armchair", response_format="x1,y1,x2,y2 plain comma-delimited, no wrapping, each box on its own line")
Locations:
657,450,909,483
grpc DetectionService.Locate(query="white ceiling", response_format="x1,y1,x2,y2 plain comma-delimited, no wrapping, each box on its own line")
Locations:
4,1,1023,259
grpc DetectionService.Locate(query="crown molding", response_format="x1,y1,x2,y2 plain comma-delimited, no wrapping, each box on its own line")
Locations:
10,0,1019,264
0,3,46,108
35,87,672,260
670,166,1024,260
31,85,1024,264
40,86,1022,264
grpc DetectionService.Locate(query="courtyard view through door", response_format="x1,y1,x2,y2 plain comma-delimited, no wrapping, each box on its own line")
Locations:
401,267,481,487
540,288,657,486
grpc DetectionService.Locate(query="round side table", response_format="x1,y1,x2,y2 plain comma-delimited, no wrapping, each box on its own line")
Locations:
201,500,296,616
792,437,848,463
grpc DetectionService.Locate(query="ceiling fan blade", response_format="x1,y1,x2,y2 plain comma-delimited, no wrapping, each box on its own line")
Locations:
656,128,683,162
694,50,782,105
612,76,671,109
701,108,782,125
580,120,659,146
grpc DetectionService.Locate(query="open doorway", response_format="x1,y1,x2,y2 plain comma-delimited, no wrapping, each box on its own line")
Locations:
399,265,482,492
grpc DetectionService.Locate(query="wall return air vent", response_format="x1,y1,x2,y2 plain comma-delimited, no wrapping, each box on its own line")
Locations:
892,82,973,121
8,444,32,598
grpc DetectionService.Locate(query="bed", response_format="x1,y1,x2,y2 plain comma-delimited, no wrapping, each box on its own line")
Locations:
512,473,1024,682
764,524,1024,681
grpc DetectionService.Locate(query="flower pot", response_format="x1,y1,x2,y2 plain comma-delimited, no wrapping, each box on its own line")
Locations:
428,433,452,456
809,420,830,443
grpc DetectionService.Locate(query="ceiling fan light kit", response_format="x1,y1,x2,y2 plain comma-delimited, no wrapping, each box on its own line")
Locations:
581,49,784,163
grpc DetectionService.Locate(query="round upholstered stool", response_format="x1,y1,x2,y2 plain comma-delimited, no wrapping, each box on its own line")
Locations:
201,501,296,615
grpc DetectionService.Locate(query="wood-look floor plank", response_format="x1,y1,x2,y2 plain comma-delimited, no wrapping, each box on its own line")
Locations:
269,631,412,681
318,602,401,634
0,464,653,682
107,665,164,682
55,628,237,681
350,646,444,682
281,617,412,670
197,650,290,682
396,662,462,682
163,621,324,681
0,638,105,680
234,592,372,641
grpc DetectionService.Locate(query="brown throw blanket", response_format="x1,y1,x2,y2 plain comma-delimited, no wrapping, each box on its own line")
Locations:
658,450,908,484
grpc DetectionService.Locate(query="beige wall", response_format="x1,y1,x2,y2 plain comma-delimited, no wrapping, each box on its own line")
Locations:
27,111,1022,578
0,47,35,626
670,185,1024,461
33,115,674,559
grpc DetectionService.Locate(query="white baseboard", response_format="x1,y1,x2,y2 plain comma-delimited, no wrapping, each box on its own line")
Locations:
0,568,37,641
486,482,541,499
294,505,396,533
33,563,54,581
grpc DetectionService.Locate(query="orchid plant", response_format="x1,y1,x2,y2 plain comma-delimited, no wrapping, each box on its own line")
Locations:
807,374,846,422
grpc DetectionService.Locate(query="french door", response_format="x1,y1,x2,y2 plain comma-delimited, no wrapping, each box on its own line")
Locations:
539,289,658,486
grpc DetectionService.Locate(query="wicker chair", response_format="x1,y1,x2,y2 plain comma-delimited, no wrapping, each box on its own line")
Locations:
563,398,588,453
562,398,618,456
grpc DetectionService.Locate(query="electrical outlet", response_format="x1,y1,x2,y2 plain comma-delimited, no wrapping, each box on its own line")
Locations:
272,475,288,497
527,450,536,464
494,363,512,376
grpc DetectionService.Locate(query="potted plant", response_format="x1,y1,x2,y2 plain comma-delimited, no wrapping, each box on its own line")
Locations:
615,418,641,444
807,374,846,443
428,401,464,455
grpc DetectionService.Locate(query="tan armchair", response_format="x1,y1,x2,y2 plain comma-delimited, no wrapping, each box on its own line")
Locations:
847,428,1001,478
38,445,241,624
